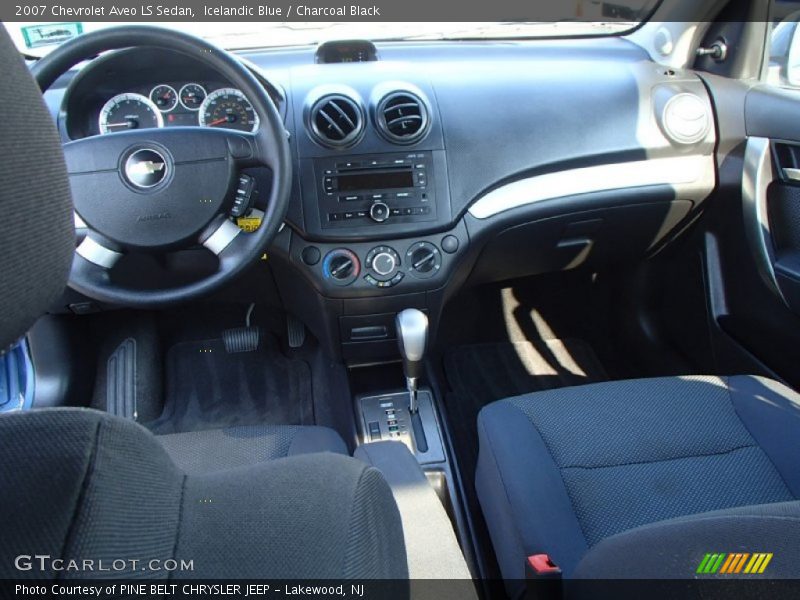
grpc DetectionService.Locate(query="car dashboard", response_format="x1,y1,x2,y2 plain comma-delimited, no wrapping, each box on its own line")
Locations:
45,37,718,360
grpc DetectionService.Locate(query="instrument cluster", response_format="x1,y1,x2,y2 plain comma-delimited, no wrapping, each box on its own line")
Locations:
97,82,259,134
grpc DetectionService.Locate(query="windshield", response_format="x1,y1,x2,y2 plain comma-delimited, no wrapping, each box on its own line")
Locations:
5,1,660,57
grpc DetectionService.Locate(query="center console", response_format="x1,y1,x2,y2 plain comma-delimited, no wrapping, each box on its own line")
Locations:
276,75,465,361
280,145,466,361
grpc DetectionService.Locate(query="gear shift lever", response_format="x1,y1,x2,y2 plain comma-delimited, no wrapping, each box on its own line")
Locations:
395,308,428,413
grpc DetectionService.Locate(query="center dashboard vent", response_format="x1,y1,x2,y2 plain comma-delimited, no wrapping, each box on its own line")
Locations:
376,91,429,145
309,94,364,148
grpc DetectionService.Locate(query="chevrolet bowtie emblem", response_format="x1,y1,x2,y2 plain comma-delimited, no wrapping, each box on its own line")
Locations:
127,160,165,176
124,149,169,189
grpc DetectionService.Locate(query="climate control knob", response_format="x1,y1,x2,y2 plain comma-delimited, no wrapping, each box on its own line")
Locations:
406,241,441,279
373,252,396,275
366,245,401,279
369,202,390,223
322,248,360,286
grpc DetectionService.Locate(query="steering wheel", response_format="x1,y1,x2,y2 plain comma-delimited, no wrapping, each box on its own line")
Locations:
32,26,292,307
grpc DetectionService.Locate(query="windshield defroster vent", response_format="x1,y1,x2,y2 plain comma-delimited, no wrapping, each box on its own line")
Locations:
309,94,364,148
376,92,429,144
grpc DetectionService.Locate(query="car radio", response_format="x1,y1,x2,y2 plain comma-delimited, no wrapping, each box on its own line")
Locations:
314,152,436,229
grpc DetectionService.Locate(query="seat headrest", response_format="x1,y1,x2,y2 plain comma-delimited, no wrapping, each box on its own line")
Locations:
0,26,74,351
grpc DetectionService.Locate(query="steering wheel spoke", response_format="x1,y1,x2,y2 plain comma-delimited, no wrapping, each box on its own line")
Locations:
201,218,242,256
76,235,124,269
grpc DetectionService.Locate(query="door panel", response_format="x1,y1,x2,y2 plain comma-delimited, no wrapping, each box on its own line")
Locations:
744,86,800,315
696,79,800,388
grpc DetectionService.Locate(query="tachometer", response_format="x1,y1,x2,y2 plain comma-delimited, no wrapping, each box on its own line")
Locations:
150,84,178,112
98,93,163,134
199,88,260,133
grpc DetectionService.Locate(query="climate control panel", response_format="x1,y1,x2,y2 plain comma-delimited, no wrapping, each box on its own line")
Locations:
293,223,467,298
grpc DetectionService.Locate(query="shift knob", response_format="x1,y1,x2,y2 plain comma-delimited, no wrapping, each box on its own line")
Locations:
396,309,428,413
396,309,428,370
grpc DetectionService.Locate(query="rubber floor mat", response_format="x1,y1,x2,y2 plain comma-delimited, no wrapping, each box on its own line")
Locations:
147,335,313,434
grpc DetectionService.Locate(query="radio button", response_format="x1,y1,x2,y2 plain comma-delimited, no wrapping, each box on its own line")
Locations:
339,195,362,203
369,202,390,223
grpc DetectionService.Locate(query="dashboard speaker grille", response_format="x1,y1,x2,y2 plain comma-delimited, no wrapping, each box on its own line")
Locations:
377,92,429,144
310,94,363,147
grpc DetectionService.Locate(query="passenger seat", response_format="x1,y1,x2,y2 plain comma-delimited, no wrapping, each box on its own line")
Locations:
476,375,800,595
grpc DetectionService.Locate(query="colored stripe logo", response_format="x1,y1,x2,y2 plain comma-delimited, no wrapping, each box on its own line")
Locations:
696,553,773,574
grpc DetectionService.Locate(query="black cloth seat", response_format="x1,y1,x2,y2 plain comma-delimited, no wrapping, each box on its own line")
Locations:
0,408,407,579
476,375,800,593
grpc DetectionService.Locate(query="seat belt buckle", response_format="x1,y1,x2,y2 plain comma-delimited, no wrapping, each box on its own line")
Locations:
525,554,562,600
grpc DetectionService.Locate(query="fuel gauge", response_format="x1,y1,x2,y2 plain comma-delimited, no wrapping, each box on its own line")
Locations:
150,84,178,112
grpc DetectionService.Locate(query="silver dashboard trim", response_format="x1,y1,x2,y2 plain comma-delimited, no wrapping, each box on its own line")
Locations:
467,155,714,219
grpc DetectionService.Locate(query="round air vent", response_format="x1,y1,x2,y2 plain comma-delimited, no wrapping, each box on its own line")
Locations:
309,94,364,148
661,93,711,145
376,91,429,144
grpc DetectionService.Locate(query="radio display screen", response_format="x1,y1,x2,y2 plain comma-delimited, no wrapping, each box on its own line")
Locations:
337,169,414,192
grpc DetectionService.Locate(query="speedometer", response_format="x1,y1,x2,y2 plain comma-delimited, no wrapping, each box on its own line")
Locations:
98,93,163,134
199,88,259,133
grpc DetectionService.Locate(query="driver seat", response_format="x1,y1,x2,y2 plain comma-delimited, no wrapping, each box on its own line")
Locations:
0,26,407,579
